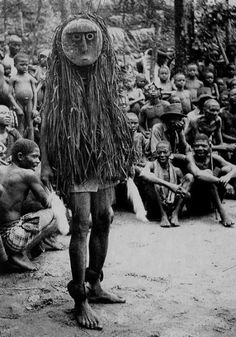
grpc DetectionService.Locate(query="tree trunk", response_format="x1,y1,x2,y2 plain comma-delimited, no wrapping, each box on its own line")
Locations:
59,0,68,22
175,0,194,72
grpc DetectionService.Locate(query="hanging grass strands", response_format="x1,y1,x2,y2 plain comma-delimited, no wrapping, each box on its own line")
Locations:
42,13,134,200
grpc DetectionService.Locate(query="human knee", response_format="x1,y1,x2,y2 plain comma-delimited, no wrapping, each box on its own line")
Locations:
93,207,113,232
70,218,90,237
184,173,194,184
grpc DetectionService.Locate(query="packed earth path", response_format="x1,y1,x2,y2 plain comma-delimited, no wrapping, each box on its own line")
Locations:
1,200,236,337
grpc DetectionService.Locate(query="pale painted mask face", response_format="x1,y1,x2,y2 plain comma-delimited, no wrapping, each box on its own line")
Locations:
61,19,103,66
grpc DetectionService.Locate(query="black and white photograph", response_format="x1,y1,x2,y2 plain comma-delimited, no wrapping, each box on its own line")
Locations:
0,0,236,336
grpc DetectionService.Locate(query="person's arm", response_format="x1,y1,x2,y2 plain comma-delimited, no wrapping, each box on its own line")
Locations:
139,107,147,135
140,161,182,193
185,152,220,183
40,112,53,187
214,154,236,186
26,171,50,208
30,76,38,115
8,77,24,116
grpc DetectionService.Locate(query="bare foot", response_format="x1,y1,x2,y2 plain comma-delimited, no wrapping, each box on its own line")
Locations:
220,217,235,227
170,214,180,227
160,216,171,228
9,253,38,271
75,300,102,330
88,280,126,304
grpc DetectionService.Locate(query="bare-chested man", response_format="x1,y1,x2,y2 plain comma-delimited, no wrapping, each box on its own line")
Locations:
140,141,193,227
0,139,56,271
139,82,169,136
181,134,236,227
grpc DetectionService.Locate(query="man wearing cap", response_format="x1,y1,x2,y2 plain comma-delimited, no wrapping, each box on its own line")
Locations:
150,103,190,156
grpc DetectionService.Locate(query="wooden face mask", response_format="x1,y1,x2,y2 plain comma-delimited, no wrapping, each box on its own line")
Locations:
61,18,103,66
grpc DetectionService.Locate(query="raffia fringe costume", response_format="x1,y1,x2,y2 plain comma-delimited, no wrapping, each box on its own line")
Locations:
42,13,134,200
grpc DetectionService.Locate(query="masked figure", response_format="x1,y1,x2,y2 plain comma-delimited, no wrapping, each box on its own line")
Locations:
40,14,133,330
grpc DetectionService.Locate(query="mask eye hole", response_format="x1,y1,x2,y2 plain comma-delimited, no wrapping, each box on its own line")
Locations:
86,33,95,41
70,33,82,42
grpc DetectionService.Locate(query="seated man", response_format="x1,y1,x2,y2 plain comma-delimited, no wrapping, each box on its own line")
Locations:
181,134,236,227
140,141,193,227
185,98,236,154
150,103,190,157
0,138,57,271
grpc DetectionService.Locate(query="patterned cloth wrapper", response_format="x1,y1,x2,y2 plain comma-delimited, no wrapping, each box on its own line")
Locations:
0,213,40,253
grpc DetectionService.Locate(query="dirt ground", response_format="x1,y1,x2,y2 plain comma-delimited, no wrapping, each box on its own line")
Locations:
1,200,236,337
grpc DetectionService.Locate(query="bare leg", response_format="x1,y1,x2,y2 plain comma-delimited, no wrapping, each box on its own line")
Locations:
5,209,57,272
68,192,102,330
154,185,171,227
88,188,125,303
170,173,194,227
24,100,34,140
210,184,234,227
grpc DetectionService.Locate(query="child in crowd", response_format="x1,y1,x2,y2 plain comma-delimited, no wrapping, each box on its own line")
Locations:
126,76,145,116
228,78,236,90
0,105,21,162
172,73,192,114
140,82,170,136
224,63,236,89
216,78,226,95
35,49,50,111
2,61,11,83
135,73,148,90
185,63,203,101
9,53,37,140
198,71,219,100
156,65,173,95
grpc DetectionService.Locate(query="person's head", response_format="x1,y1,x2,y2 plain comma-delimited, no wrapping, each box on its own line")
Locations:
124,76,135,90
216,78,225,93
204,71,214,85
193,134,210,158
203,99,220,121
14,53,29,74
11,139,40,170
2,62,11,77
144,82,162,100
0,105,10,126
174,73,186,89
220,91,229,108
158,65,170,82
127,112,139,132
135,74,148,89
156,141,171,165
194,94,213,111
227,63,236,78
187,63,198,79
38,49,50,67
161,103,185,131
166,47,175,59
229,78,236,90
229,88,236,106
8,35,22,57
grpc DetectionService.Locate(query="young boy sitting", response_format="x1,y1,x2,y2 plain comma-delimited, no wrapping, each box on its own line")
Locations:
140,141,193,227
